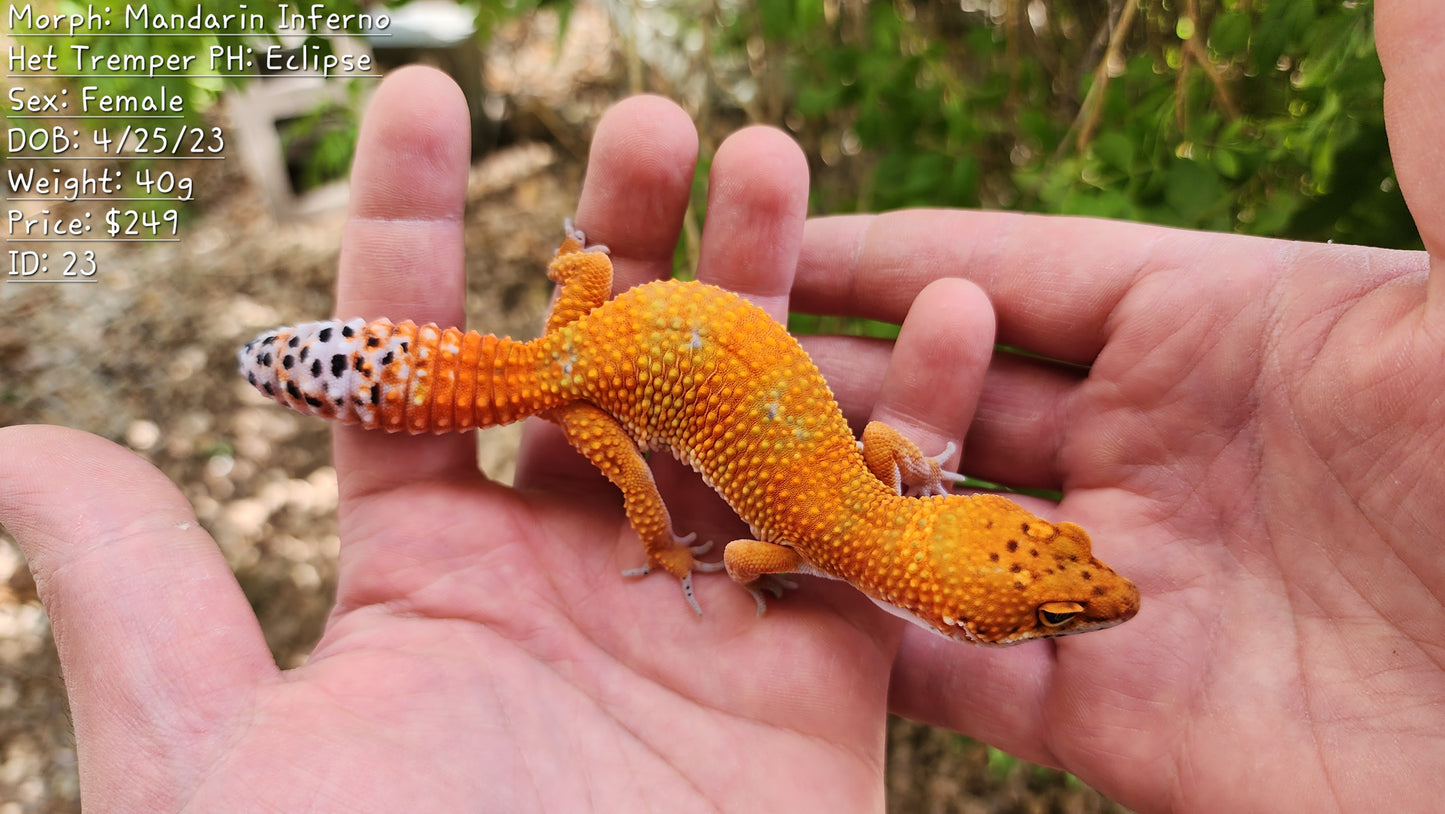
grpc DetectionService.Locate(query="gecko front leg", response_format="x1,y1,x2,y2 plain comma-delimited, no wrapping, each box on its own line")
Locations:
860,421,965,497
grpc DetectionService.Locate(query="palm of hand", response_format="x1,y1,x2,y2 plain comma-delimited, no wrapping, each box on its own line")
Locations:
173,466,886,812
896,227,1445,811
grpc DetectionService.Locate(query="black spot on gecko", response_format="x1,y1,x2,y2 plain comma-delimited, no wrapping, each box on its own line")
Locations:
353,356,365,372
1009,563,1021,573
287,335,300,348
1029,548,1039,557
310,359,322,378
1021,523,1031,534
1081,570,1092,581
399,341,409,353
261,335,275,346
262,382,274,396
369,383,380,404
341,324,355,338
247,372,257,385
331,354,347,377
319,326,333,342
988,552,999,562
1006,540,1018,553
303,394,323,408
258,352,272,367
367,336,381,348
1092,585,1108,597
381,351,394,365
285,381,302,400
1014,581,1025,591
299,346,309,362
282,355,295,370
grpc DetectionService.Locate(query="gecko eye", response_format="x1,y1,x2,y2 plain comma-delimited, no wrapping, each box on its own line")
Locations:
1038,601,1085,627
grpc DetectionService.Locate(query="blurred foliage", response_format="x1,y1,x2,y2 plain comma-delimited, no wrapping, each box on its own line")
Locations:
12,0,1412,247
278,93,364,191
723,0,1416,249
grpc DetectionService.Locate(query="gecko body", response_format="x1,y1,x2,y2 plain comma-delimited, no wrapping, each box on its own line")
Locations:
239,225,1139,645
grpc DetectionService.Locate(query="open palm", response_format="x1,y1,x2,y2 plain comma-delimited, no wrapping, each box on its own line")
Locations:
866,6,1445,810
3,5,1444,813
0,71,913,812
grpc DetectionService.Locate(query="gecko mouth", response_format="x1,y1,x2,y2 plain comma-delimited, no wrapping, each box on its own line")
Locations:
940,616,985,645
940,610,1133,646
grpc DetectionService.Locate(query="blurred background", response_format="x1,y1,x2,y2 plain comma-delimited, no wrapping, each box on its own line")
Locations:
0,1,1409,811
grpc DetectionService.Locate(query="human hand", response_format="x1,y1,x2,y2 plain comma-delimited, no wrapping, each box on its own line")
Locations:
0,69,908,812
7,6,1444,814
838,4,1444,811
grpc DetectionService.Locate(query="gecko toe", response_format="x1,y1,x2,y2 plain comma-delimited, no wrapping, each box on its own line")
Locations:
762,574,798,597
680,573,703,617
747,586,768,617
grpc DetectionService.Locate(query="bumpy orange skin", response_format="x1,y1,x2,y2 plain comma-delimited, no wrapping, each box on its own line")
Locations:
239,226,1140,645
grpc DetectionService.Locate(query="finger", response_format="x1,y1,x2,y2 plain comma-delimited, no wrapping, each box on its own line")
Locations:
580,125,814,534
574,95,700,293
695,126,810,322
332,66,477,500
336,65,471,326
963,353,1084,490
794,211,1223,364
517,96,698,488
0,426,273,762
806,334,1086,492
890,602,1160,775
867,278,995,468
1377,0,1445,308
889,629,1057,765
798,334,892,431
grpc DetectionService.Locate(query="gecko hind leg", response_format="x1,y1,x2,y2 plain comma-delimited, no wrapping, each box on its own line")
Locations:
860,421,966,497
723,539,807,616
546,402,719,616
545,219,615,332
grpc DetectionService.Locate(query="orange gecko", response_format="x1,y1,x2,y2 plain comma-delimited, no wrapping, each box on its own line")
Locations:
238,223,1139,645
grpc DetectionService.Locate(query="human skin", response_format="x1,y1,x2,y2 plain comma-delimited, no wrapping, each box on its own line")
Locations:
2,2,1443,811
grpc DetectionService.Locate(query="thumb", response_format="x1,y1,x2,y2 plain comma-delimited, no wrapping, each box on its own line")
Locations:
0,425,273,799
1377,0,1445,310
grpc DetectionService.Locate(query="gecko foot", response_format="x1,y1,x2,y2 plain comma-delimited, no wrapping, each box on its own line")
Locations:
620,565,707,617
744,575,801,617
622,530,719,616
562,218,609,256
903,441,966,497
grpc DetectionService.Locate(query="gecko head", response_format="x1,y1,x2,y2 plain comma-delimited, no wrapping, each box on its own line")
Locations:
895,496,1140,646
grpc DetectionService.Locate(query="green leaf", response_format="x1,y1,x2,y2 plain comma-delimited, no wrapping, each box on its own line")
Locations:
1213,148,1243,180
1209,10,1252,57
1164,159,1227,225
1092,131,1136,174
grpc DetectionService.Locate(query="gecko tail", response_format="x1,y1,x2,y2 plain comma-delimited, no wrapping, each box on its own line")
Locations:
238,317,557,433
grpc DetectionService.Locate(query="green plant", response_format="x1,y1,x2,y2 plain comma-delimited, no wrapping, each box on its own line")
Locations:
735,0,1414,249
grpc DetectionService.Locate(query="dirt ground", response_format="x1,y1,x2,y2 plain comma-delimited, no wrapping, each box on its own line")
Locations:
0,9,1132,814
